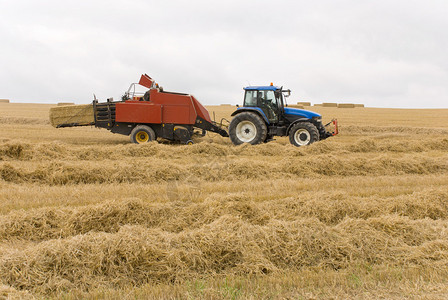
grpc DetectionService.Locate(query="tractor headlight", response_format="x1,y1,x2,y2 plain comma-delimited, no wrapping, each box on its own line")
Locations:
312,116,322,121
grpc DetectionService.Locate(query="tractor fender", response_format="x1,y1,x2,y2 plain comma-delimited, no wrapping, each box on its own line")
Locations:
231,107,270,124
286,118,311,135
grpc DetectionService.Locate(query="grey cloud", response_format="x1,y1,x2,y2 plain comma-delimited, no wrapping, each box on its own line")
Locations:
0,0,447,108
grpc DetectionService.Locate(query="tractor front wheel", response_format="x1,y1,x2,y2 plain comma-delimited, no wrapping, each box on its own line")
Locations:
130,125,156,144
229,112,267,145
288,122,319,147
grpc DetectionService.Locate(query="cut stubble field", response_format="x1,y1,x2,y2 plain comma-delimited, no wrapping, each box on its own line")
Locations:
1,102,448,299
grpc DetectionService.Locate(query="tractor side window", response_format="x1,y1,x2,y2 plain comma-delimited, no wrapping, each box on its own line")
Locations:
244,91,258,106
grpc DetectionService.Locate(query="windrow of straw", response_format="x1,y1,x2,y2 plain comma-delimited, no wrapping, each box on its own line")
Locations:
49,104,94,127
0,284,34,299
1,151,448,184
0,99,10,103
342,125,448,136
0,190,447,241
57,102,75,106
1,213,448,294
1,136,447,162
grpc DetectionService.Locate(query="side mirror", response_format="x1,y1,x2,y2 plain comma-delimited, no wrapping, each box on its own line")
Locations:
282,89,291,98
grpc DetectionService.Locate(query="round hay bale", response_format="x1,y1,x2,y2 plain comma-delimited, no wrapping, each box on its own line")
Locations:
354,104,365,107
297,102,311,106
57,102,75,106
338,103,355,108
0,99,10,103
322,103,338,107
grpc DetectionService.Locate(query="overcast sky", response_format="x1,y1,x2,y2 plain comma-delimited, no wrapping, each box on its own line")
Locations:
1,0,447,108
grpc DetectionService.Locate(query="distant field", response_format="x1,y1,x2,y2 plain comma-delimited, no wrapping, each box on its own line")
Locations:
1,102,448,299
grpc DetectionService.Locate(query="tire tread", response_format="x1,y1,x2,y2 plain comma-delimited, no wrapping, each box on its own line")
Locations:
288,122,319,147
130,125,156,144
229,112,267,145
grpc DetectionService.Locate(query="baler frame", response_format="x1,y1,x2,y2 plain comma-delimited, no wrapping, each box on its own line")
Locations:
92,91,228,144
53,74,228,144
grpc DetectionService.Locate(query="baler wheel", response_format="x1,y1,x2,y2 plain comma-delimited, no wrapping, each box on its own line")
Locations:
130,125,156,144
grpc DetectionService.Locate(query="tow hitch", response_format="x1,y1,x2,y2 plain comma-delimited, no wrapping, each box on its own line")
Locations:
324,119,339,136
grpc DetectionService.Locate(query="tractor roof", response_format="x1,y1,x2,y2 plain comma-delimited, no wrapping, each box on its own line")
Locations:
243,86,281,91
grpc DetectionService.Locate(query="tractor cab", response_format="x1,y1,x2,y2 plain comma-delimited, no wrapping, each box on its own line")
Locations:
229,84,338,146
243,85,284,124
242,84,317,125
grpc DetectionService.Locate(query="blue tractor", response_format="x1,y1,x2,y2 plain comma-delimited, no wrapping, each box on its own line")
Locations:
229,84,338,146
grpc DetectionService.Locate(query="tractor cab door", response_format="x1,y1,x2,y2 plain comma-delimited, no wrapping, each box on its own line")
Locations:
244,90,279,124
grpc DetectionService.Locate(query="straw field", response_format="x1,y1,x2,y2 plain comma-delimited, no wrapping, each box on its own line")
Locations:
1,102,448,299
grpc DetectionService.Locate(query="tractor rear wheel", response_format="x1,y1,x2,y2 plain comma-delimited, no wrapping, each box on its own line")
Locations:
288,122,319,147
229,112,267,145
130,125,156,144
